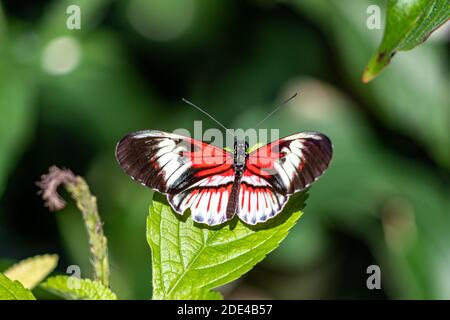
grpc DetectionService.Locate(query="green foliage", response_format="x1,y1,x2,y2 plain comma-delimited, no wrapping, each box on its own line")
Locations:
4,254,58,289
363,0,450,82
0,1,38,199
0,259,15,272
290,0,450,168
0,273,36,300
248,79,450,298
147,193,306,300
41,276,117,300
0,59,36,198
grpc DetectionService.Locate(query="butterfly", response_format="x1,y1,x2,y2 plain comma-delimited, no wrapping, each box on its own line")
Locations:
115,130,332,226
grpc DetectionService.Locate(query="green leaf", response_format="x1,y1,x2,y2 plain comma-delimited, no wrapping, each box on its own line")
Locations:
4,254,58,289
41,276,118,300
0,273,36,300
363,0,450,82
147,192,306,300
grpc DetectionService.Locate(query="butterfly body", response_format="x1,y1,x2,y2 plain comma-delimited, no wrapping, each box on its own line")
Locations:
116,130,332,226
225,138,248,219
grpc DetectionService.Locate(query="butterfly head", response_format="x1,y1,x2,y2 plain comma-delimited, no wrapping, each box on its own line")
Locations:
233,136,248,171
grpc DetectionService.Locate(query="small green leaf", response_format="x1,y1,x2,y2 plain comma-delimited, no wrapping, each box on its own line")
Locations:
363,0,449,82
147,192,306,300
247,143,264,153
0,273,36,300
4,254,58,289
41,276,117,300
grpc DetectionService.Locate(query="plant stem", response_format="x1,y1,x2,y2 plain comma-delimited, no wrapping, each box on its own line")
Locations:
65,177,110,287
37,166,110,287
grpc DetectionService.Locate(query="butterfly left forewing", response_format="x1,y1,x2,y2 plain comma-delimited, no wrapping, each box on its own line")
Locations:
115,129,233,196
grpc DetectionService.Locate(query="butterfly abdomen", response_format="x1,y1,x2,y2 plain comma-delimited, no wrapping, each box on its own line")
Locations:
226,170,243,218
226,139,248,218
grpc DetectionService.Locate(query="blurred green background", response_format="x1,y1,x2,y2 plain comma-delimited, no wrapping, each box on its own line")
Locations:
0,0,449,299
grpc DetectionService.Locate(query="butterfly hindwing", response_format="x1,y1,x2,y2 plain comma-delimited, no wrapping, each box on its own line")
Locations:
236,171,287,225
168,168,235,225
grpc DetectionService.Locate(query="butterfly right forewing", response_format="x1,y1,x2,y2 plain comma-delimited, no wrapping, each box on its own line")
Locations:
246,132,332,194
237,132,332,225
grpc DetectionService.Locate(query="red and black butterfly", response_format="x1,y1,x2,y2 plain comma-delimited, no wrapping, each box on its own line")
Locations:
115,130,332,226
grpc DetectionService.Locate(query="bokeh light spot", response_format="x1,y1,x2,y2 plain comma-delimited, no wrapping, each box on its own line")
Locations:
42,36,81,75
127,0,196,41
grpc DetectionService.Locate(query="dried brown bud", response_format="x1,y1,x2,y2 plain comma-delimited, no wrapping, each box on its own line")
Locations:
36,166,77,211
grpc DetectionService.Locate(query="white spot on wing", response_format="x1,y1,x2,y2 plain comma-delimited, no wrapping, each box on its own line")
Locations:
166,161,192,187
273,162,291,189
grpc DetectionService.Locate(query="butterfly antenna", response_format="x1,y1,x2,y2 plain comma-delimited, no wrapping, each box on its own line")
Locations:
254,92,298,128
182,98,235,138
